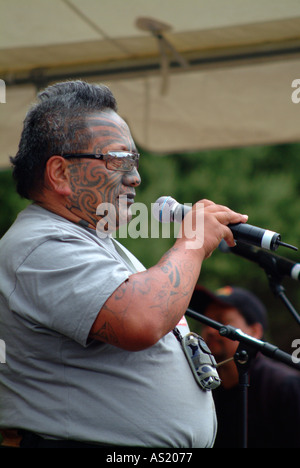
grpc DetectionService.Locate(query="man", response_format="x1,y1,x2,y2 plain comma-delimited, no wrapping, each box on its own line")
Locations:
0,80,248,448
189,285,300,448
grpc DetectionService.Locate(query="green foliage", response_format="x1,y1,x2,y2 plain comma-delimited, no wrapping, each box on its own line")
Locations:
1,143,300,351
119,143,300,351
0,169,29,237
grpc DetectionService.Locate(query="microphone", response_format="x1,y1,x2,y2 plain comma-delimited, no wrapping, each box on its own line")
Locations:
153,196,297,252
219,240,300,281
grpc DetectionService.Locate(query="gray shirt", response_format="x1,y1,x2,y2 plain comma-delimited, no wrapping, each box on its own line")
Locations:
0,204,217,447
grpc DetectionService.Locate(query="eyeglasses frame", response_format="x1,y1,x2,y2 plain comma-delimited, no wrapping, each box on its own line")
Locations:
60,151,140,172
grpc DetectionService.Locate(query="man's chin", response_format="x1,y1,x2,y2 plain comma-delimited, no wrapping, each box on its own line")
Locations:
118,207,132,226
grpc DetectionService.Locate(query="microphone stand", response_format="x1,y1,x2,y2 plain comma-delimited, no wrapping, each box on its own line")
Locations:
185,307,300,448
226,241,300,326
264,266,300,327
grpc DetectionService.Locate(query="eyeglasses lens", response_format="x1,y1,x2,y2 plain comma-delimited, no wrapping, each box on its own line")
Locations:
106,152,139,172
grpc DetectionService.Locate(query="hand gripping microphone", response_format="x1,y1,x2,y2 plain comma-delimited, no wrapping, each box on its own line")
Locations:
153,196,298,252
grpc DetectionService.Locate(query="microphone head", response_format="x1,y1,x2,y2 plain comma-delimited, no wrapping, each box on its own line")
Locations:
152,196,178,223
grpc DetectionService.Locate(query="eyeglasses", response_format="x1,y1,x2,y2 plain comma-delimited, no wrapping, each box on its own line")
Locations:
61,151,139,172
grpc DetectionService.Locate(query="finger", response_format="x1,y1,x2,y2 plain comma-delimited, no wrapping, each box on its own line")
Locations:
215,210,248,226
222,226,237,247
205,202,248,223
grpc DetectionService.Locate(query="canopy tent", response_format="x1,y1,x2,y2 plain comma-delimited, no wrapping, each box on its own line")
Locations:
1,0,300,169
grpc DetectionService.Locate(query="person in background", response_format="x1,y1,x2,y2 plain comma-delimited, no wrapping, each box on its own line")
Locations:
189,285,300,448
0,80,248,448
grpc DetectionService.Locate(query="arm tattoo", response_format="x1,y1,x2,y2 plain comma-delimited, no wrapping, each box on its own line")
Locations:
89,250,197,345
89,310,120,346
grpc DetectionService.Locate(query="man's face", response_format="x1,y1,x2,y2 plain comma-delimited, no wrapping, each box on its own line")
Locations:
66,109,141,231
201,304,258,363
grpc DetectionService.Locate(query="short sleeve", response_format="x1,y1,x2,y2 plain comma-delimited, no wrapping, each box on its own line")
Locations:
9,235,131,346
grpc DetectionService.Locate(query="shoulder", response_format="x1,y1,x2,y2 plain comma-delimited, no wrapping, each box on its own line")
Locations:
0,205,115,270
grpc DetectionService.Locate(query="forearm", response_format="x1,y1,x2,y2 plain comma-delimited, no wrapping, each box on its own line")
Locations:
89,239,204,351
145,240,204,325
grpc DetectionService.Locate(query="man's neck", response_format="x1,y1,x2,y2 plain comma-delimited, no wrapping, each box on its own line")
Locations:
34,192,96,230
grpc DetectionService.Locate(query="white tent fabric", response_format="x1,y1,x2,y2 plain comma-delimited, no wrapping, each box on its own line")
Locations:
1,0,300,167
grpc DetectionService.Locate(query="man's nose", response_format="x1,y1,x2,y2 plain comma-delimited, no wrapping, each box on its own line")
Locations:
122,168,141,187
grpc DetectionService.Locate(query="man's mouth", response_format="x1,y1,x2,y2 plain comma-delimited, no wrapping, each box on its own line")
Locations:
119,193,135,204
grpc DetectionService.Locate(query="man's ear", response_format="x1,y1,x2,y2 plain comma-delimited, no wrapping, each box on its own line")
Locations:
45,156,72,196
249,322,264,340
